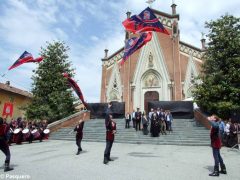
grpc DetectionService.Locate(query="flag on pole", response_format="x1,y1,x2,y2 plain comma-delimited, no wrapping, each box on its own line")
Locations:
122,7,169,35
121,32,152,65
8,51,43,70
63,73,88,109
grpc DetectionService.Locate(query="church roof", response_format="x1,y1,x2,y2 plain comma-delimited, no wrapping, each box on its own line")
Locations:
0,82,32,98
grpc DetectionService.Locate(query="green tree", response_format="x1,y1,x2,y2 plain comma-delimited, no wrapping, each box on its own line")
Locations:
193,15,240,119
26,41,76,122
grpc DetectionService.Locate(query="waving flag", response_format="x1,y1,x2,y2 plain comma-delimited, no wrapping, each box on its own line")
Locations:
8,51,43,70
63,73,88,109
121,32,152,65
122,7,169,35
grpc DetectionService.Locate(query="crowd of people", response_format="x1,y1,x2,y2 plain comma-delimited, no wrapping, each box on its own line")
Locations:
125,107,173,137
0,116,50,172
220,118,240,148
1,117,50,145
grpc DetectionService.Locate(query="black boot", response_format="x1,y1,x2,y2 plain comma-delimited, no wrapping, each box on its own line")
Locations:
107,154,113,161
76,149,80,155
220,164,227,174
209,166,219,176
103,156,108,164
4,162,13,172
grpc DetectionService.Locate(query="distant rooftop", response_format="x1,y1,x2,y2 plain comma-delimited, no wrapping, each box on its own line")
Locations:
0,82,32,98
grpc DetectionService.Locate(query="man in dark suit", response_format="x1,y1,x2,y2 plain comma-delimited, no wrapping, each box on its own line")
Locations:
135,108,142,131
125,112,131,128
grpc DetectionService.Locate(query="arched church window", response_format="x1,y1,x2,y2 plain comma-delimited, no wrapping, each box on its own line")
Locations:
190,72,195,84
173,25,177,35
172,21,178,36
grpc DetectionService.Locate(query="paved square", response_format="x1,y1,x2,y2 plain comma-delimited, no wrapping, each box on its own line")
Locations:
0,140,239,180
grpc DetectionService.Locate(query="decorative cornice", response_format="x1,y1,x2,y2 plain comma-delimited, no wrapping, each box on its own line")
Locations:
103,49,124,68
179,41,204,60
151,9,179,20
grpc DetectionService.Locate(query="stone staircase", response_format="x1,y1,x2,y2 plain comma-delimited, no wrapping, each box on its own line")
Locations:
50,118,210,146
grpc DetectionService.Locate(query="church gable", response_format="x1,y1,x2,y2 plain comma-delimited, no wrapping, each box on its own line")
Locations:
131,32,171,109
106,61,122,102
132,32,170,86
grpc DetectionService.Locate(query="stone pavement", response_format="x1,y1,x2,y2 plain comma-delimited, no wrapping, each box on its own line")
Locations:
0,140,239,180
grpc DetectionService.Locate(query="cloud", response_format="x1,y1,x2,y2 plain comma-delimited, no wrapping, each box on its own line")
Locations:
70,29,124,102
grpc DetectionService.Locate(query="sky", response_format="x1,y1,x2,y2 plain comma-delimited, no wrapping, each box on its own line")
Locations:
0,0,239,102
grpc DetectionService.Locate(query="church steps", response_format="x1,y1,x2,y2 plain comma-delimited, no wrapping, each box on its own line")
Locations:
50,118,210,146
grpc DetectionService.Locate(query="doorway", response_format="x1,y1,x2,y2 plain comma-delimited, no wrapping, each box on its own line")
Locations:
144,91,159,113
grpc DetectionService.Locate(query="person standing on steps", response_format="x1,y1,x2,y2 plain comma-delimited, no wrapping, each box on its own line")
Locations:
135,108,142,131
74,119,85,155
132,110,136,129
208,115,227,177
103,114,116,164
0,117,14,172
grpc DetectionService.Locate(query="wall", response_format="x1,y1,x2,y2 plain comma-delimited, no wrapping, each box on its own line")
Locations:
194,109,211,129
0,90,32,120
48,111,90,132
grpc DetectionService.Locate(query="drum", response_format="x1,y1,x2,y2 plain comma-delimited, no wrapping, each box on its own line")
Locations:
43,129,50,139
43,129,50,134
13,128,20,134
13,128,21,143
31,129,40,139
22,128,30,140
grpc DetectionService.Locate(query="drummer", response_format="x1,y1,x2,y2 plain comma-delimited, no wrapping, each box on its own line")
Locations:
31,121,39,141
28,121,34,143
15,117,23,144
38,120,45,142
42,120,49,140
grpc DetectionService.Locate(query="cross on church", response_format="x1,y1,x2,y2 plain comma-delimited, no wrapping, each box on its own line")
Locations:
146,0,155,7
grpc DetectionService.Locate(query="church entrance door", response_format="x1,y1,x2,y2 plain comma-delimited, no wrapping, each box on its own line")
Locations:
144,91,159,113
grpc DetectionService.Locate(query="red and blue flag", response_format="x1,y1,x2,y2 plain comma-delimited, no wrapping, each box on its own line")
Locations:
8,51,43,70
122,7,169,35
121,32,152,65
63,73,88,109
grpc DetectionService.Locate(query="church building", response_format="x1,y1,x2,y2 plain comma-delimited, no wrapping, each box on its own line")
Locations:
100,3,205,113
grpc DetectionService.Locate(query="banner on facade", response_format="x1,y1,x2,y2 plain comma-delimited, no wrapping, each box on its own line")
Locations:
2,102,14,117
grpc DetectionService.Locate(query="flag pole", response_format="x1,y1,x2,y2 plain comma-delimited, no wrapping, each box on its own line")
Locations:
1,70,8,77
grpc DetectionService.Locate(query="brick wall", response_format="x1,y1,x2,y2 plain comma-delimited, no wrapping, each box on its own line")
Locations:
194,109,211,129
48,111,90,133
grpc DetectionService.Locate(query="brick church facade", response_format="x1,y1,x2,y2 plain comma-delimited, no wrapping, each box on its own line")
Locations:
100,3,205,113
